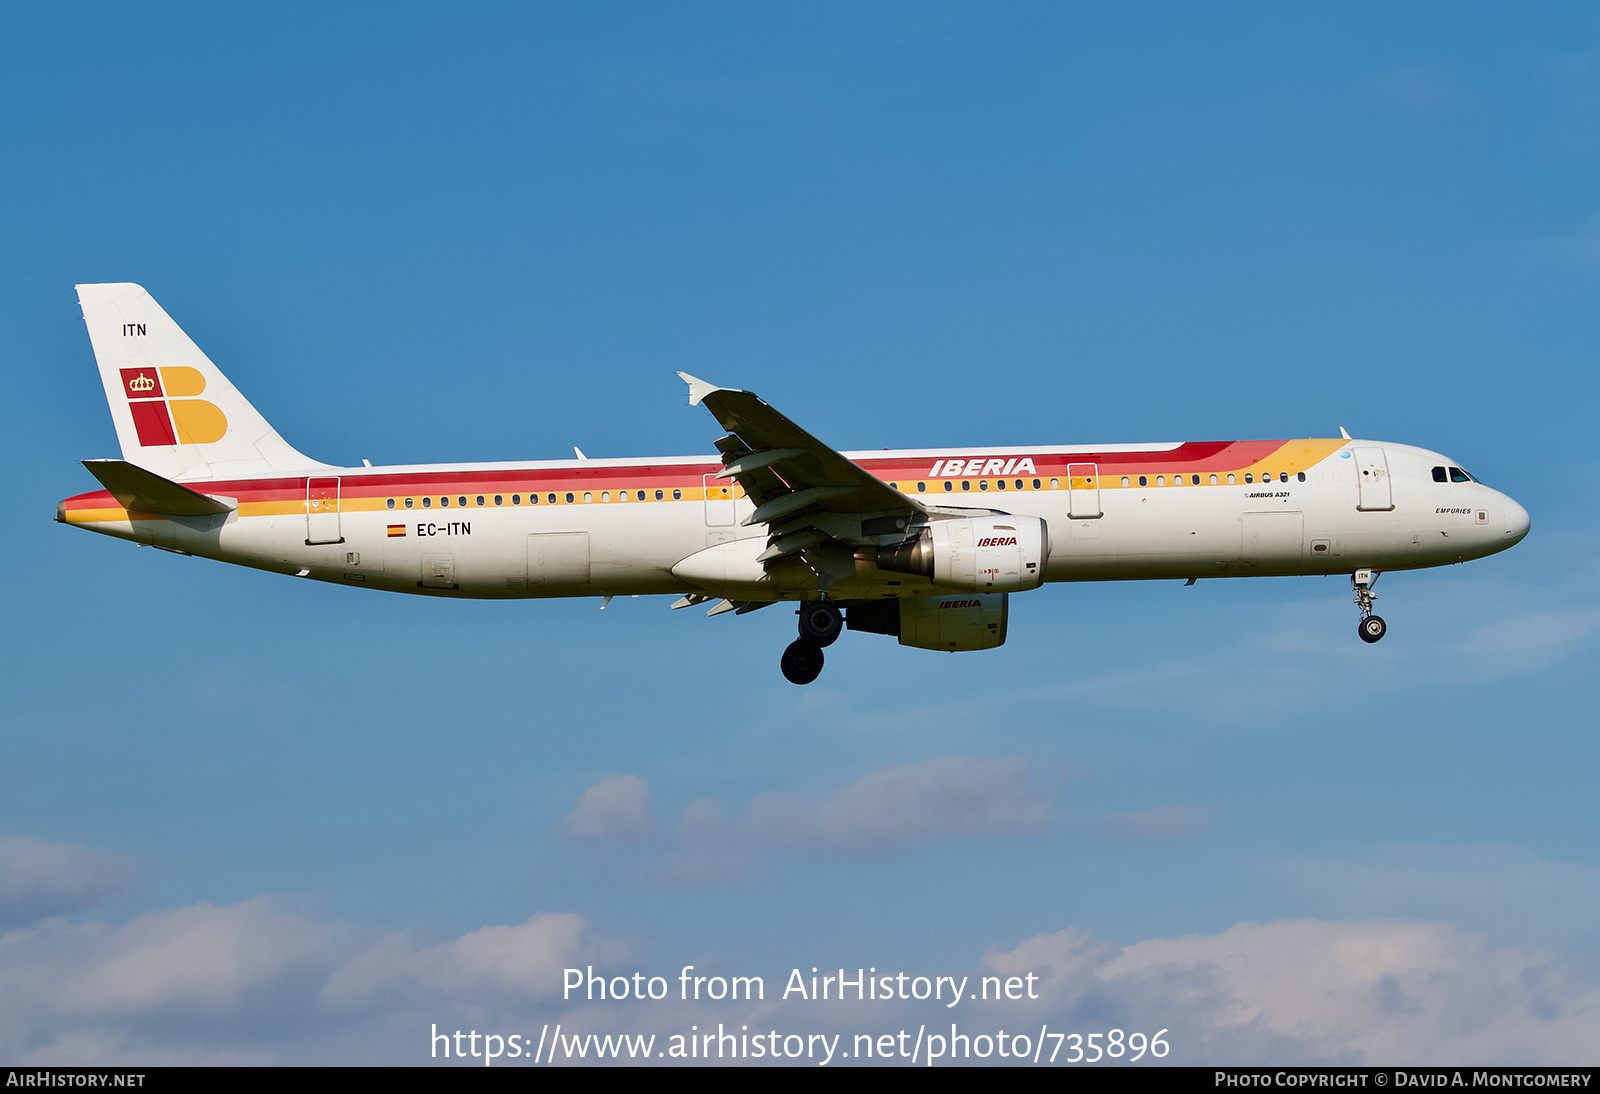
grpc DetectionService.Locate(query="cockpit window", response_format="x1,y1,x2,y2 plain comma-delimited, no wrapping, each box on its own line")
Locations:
1449,466,1474,483
1432,466,1448,483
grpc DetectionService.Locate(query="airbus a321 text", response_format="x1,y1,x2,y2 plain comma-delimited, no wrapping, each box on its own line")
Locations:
59,284,1531,684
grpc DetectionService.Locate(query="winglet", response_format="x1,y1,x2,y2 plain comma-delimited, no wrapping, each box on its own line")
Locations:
1339,426,1352,440
677,372,726,408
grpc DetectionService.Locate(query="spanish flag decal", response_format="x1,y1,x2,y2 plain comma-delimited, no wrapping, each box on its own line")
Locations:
387,525,406,537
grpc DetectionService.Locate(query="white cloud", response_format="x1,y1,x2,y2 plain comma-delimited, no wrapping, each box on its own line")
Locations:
20,1030,277,1067
561,774,652,843
985,919,1600,1065
322,912,626,1008
0,897,626,1065
635,756,1069,887
5,888,1598,1064
752,755,1057,854
0,836,141,929
0,898,339,1019
603,759,1207,887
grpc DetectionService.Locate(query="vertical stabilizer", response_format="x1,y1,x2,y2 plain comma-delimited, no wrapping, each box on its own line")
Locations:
76,283,328,481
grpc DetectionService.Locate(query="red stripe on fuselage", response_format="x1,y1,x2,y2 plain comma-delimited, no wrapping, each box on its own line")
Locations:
56,441,1296,513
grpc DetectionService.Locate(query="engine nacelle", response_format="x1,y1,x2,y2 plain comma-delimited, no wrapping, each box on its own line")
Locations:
848,593,1008,652
876,515,1047,592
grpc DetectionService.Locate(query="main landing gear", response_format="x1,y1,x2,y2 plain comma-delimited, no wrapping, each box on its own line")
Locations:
1353,569,1386,644
781,600,843,685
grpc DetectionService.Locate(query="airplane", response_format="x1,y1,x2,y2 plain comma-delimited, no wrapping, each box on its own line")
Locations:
58,283,1531,684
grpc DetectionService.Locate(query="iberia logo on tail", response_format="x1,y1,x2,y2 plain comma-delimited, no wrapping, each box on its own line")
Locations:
119,366,227,446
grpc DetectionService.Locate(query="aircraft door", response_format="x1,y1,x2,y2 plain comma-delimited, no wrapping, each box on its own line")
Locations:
703,474,735,526
305,477,343,544
1240,511,1304,567
1068,463,1101,519
1354,448,1395,512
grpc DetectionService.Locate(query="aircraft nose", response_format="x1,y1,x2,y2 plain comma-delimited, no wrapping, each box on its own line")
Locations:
1504,496,1530,544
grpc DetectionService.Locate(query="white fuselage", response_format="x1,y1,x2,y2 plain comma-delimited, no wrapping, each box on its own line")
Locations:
60,439,1530,602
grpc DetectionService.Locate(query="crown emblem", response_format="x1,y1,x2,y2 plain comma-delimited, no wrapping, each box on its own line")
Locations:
129,374,156,393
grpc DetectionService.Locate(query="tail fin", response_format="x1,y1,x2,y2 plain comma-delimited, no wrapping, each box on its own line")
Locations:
76,283,328,481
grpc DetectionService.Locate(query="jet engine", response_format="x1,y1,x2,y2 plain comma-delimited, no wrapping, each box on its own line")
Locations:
848,594,1008,652
875,515,1047,592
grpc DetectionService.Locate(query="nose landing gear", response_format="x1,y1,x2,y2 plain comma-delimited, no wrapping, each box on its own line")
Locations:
782,600,844,684
1353,569,1386,643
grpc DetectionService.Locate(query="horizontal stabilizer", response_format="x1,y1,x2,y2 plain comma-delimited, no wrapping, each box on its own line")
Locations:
81,459,235,516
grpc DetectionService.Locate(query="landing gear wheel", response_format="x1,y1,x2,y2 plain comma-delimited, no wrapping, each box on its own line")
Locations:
797,601,844,647
1359,615,1387,644
781,640,825,685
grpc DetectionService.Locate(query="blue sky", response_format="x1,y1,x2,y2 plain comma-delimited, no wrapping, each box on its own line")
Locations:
3,2,1599,1065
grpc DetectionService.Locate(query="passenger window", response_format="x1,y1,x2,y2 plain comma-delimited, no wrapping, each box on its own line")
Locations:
1015,479,1023,490
992,480,1002,490
1296,472,1305,482
1156,475,1165,486
1226,473,1236,484
493,495,502,506
1121,476,1130,487
1138,476,1148,487
583,492,593,503
513,494,521,505
962,481,972,491
943,481,953,492
548,494,556,504
422,497,432,508
637,491,646,501
476,495,485,506
1192,475,1200,485
386,498,395,510
1278,473,1287,484
1208,474,1218,485
1032,479,1041,490
601,491,609,502
404,498,414,509
889,482,898,491
1432,466,1448,483
1450,467,1471,483
917,482,926,493
1050,478,1059,490
672,489,682,500
1244,474,1253,483
565,493,575,503
440,496,449,507
654,490,663,500
458,496,467,507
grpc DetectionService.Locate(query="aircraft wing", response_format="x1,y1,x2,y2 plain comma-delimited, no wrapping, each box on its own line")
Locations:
678,373,925,573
